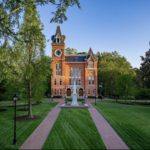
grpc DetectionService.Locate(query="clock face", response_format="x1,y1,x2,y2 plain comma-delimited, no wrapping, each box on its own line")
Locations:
55,49,62,57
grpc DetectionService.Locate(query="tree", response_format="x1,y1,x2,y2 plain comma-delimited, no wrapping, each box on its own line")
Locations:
0,0,80,46
18,2,46,118
32,56,51,102
97,51,136,99
140,48,150,88
65,47,78,55
0,0,80,118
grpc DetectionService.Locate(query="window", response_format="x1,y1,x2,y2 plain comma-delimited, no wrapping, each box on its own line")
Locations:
70,78,71,85
54,89,56,95
88,89,90,94
54,79,56,85
70,67,81,78
89,61,94,68
88,76,91,84
70,78,74,85
78,79,81,85
89,75,94,85
60,89,62,95
93,89,96,95
56,35,60,43
56,63,62,75
92,76,94,84
60,79,62,85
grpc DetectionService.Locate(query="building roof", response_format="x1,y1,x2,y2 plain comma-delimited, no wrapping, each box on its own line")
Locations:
51,25,65,44
65,54,90,62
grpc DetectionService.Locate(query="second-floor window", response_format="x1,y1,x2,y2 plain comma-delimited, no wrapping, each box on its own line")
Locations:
88,75,94,85
56,63,62,75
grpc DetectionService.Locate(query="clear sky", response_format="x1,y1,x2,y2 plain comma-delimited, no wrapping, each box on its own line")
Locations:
37,0,150,68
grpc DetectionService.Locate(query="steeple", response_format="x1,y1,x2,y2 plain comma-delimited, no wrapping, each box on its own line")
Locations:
88,47,97,61
88,47,93,54
56,25,61,35
51,26,65,44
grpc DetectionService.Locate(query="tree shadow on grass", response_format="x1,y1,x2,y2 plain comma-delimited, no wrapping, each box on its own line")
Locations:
16,115,40,121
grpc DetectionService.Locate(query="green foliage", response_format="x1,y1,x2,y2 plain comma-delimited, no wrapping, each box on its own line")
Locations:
95,102,150,149
140,49,150,88
32,56,51,103
135,88,150,100
65,47,78,54
97,51,136,98
0,0,80,45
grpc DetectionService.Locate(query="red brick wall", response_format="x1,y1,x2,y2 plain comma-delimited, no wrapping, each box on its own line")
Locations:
51,43,98,97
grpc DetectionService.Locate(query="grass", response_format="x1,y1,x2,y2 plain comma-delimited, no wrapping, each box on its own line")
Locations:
43,109,106,150
94,102,150,150
0,98,52,107
0,101,57,149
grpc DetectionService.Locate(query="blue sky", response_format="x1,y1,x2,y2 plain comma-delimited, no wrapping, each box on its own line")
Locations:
37,0,150,68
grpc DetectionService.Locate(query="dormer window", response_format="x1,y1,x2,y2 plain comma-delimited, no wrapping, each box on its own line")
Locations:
89,61,94,68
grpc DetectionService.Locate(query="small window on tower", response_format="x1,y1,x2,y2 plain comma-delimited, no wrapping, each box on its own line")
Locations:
54,79,56,85
56,63,62,75
89,61,94,68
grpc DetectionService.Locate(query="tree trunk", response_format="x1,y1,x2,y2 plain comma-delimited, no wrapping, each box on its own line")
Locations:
28,43,33,118
28,79,33,118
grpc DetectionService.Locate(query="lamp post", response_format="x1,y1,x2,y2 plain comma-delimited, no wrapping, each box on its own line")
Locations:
51,95,53,101
13,94,18,145
99,82,103,101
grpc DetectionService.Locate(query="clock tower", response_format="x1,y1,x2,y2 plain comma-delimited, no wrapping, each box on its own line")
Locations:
51,25,65,60
51,26,66,97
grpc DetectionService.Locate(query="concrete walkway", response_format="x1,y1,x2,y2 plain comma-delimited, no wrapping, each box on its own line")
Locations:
20,103,61,150
88,102,129,150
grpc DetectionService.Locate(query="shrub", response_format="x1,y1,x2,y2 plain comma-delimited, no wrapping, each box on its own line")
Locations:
135,88,150,100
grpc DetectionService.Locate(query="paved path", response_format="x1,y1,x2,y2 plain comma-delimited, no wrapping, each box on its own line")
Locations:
88,102,129,150
20,103,61,150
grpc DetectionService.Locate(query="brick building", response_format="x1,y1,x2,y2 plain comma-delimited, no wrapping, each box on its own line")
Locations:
51,26,98,97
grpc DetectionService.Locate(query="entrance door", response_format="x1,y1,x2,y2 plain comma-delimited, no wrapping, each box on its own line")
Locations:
79,88,83,96
67,88,71,96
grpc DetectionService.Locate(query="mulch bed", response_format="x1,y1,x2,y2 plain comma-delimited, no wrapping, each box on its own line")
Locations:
16,115,40,121
17,108,28,111
0,108,7,112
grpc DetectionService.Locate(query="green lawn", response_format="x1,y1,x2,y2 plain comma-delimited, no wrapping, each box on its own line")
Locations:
95,102,150,150
43,109,106,150
0,102,57,149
